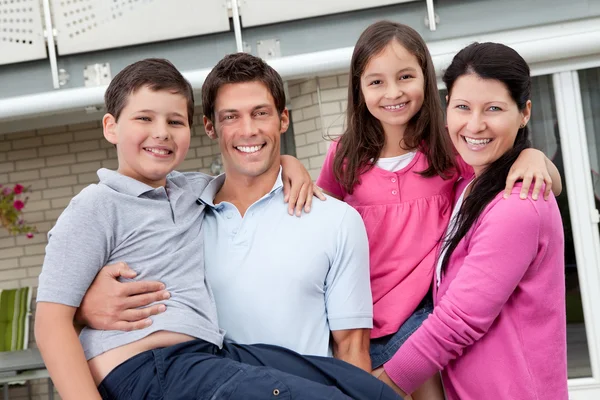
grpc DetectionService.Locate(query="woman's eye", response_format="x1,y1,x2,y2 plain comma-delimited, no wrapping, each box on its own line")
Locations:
488,106,502,111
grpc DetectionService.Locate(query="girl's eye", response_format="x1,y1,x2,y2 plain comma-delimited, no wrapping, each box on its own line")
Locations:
399,75,412,80
369,80,382,86
456,105,469,110
137,116,151,121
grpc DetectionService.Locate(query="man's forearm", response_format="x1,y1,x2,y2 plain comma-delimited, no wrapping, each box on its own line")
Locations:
335,346,372,372
332,328,372,372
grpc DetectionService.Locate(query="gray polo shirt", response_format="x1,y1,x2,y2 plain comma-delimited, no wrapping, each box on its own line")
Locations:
37,168,224,360
200,171,373,357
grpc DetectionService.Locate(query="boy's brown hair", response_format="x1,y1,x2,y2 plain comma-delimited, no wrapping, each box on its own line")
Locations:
104,58,195,126
202,53,285,122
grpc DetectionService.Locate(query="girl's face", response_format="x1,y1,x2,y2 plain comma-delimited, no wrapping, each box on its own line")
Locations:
360,39,425,136
446,74,531,176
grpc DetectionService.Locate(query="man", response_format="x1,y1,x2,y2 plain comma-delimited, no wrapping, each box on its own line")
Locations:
79,54,374,371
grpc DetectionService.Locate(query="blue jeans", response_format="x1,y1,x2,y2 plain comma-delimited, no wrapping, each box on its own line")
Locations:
370,296,434,369
97,339,401,400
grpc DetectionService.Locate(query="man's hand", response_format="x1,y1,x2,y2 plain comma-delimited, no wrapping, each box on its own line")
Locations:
75,262,169,331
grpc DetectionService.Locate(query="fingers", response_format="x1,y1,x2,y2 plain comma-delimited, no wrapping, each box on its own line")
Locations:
112,319,153,332
124,290,170,309
122,280,166,296
282,178,291,203
121,304,166,323
104,262,137,279
286,181,301,216
504,171,518,199
543,175,553,200
530,172,545,201
520,173,533,199
294,184,309,217
313,185,327,201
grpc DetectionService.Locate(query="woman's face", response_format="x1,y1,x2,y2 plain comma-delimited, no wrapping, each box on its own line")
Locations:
446,73,531,176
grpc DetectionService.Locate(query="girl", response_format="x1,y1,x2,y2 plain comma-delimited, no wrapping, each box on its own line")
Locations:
380,42,568,400
316,21,561,399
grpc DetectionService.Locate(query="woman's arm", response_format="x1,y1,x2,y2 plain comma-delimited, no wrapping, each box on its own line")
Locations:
35,302,102,400
383,195,542,393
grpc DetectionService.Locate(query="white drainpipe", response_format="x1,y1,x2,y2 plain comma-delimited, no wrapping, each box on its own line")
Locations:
0,18,599,122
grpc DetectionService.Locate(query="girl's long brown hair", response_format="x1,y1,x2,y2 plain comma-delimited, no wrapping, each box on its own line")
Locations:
334,21,456,193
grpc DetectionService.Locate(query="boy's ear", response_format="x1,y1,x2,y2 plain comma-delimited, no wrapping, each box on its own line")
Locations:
102,113,118,145
203,116,217,139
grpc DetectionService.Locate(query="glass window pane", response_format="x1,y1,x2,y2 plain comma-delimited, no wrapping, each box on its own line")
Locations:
439,74,592,378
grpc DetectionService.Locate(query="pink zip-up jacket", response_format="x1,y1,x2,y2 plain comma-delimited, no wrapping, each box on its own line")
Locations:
385,180,568,400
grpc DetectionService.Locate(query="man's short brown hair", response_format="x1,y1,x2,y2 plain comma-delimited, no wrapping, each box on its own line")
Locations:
104,58,194,126
202,53,285,121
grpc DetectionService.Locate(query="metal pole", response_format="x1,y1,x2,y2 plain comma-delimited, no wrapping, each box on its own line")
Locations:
41,0,60,89
230,0,244,52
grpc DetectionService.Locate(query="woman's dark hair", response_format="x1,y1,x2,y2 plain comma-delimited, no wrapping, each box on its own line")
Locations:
440,42,532,271
333,21,456,194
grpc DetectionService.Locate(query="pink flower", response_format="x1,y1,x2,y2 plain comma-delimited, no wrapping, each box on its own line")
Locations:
2,187,11,196
26,232,34,239
13,200,25,211
13,184,24,194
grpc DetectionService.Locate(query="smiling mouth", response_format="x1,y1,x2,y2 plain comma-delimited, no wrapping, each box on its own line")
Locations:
235,144,265,154
144,147,173,155
463,136,492,146
382,102,408,111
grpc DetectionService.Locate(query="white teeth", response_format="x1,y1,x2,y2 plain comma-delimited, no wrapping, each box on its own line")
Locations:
384,103,406,110
236,145,262,153
464,137,492,145
145,148,171,155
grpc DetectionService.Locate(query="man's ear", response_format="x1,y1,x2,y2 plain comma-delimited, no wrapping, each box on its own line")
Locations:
103,113,118,145
203,116,218,139
279,108,290,135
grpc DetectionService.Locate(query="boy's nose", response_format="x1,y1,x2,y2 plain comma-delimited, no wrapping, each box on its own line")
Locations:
152,129,169,140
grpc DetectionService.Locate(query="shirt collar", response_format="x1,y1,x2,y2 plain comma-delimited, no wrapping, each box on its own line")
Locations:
97,168,184,197
199,167,284,208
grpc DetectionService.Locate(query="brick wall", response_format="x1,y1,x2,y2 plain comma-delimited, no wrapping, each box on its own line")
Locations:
288,74,349,180
0,74,350,399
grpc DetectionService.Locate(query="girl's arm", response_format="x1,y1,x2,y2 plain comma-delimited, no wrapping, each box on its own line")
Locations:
35,302,102,400
383,195,542,393
505,148,562,200
281,155,326,216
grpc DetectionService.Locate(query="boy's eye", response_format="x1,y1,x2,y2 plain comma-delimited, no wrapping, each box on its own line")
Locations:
169,120,185,125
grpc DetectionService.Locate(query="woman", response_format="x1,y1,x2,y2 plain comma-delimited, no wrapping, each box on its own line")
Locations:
377,42,568,400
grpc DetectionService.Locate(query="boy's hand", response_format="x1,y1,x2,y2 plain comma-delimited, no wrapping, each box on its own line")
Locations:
75,262,169,331
281,155,326,217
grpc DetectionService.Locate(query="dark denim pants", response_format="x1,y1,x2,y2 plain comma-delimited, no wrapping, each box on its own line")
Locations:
97,339,401,400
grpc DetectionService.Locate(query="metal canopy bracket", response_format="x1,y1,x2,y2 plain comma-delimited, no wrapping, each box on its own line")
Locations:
425,0,438,31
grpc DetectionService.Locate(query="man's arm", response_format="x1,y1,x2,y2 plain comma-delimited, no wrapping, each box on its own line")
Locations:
76,262,169,331
325,206,374,370
331,328,372,372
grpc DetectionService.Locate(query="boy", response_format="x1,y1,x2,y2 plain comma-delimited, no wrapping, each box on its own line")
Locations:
35,58,381,400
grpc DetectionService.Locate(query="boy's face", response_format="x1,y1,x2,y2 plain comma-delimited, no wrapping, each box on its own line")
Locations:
203,81,289,180
103,86,191,187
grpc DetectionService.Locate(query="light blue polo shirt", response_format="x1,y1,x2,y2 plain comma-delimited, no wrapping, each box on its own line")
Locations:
200,170,373,357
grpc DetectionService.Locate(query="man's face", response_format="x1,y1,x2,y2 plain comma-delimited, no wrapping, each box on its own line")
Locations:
204,81,289,180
